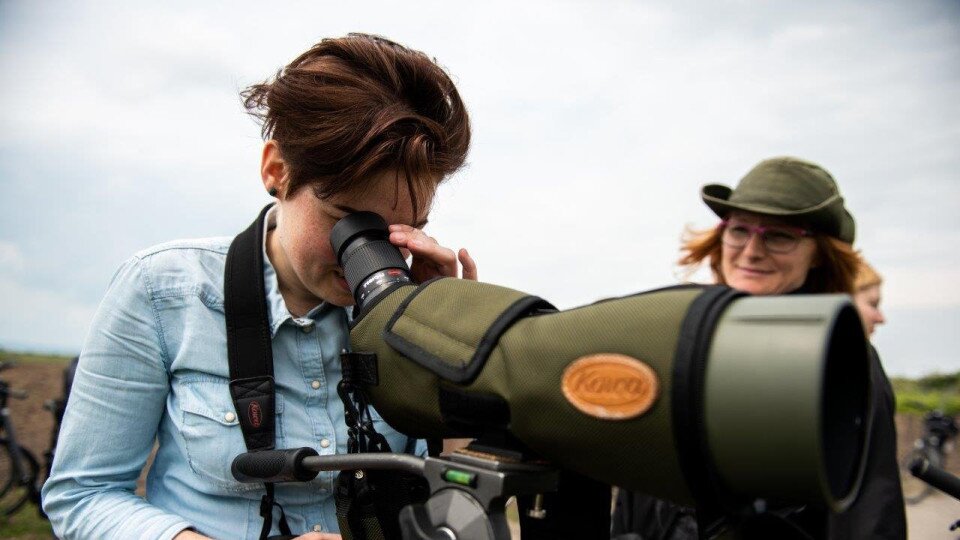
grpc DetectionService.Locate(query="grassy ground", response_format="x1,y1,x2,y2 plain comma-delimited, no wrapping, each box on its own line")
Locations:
0,503,54,540
0,350,75,366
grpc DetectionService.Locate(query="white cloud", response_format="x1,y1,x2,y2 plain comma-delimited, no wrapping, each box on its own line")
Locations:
1,0,958,375
0,241,24,274
880,267,960,310
0,276,95,352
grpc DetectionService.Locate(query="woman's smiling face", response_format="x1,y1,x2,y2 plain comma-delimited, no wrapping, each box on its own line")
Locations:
720,211,819,296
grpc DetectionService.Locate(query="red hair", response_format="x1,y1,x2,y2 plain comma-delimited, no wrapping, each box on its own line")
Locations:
678,224,861,294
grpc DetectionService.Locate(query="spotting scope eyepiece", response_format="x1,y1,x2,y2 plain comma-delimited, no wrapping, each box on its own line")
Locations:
330,212,413,311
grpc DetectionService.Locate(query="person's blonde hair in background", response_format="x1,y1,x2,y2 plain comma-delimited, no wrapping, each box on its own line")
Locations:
854,260,885,336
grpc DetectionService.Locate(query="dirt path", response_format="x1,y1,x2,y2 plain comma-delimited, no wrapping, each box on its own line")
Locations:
907,492,960,539
3,361,67,474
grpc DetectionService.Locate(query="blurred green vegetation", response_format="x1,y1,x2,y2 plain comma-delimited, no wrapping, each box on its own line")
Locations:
0,349,74,366
0,502,54,540
892,370,960,415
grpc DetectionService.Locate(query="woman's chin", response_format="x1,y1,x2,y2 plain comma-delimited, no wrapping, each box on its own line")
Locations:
309,280,355,308
727,278,776,296
325,290,355,307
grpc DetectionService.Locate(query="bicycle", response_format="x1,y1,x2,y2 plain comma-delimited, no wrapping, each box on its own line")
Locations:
41,356,78,492
0,360,43,518
901,409,959,504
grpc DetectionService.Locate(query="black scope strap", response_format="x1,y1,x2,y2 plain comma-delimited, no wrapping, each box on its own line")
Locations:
671,285,745,540
225,203,291,540
334,351,393,540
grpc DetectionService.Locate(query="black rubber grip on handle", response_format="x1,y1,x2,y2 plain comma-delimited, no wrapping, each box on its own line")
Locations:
232,447,320,484
910,455,960,500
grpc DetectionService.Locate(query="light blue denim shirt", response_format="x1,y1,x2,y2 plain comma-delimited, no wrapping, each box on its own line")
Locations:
43,208,424,539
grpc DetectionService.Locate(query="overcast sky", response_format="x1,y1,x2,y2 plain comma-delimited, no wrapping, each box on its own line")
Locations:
1,1,958,377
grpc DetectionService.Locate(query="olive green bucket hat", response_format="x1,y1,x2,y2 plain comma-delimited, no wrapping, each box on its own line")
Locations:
701,156,856,243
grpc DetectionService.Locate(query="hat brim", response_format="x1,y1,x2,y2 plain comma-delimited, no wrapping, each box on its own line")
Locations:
701,184,855,243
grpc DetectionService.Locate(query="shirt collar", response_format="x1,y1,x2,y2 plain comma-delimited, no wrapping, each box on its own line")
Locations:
261,205,347,336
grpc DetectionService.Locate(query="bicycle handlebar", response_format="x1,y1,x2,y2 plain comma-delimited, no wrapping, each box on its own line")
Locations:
910,456,960,501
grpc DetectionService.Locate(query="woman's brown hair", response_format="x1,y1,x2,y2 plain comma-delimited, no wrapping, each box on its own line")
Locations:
241,33,471,217
678,224,861,294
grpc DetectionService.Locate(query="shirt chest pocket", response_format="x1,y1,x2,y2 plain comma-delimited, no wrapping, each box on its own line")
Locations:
178,380,285,492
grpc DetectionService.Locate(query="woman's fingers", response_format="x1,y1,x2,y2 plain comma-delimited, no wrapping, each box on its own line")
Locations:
459,248,477,281
388,224,478,281
394,232,456,266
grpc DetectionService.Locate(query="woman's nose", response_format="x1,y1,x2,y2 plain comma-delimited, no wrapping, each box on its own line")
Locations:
741,232,766,258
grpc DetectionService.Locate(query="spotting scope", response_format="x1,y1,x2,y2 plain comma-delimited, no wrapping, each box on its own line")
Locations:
327,211,872,532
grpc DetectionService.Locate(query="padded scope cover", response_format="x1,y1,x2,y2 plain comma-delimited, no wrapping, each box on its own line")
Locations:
349,278,870,513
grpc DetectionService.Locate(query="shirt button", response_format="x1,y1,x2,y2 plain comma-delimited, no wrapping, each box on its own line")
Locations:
312,524,323,532
224,412,236,423
299,319,315,333
320,438,331,448
311,380,321,389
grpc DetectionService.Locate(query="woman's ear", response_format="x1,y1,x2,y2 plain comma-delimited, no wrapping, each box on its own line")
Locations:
261,140,288,197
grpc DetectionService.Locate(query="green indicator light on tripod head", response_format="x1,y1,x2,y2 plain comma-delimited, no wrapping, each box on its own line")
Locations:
442,469,477,487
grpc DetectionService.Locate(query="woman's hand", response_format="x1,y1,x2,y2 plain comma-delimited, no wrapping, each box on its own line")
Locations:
389,224,477,282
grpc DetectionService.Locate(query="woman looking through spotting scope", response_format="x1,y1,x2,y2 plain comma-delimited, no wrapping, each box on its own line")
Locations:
42,34,476,540
612,156,906,540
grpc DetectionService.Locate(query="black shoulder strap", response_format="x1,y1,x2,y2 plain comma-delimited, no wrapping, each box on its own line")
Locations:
225,204,277,451
225,204,293,539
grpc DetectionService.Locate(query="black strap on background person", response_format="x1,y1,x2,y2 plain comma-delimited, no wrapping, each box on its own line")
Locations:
224,204,293,540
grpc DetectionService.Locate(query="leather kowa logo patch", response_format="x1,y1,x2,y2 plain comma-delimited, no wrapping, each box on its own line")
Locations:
561,353,659,420
248,401,263,428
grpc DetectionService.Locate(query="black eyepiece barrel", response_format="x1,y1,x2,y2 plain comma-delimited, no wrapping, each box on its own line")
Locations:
330,211,413,311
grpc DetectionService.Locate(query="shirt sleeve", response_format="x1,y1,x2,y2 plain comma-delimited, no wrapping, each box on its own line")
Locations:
41,256,194,540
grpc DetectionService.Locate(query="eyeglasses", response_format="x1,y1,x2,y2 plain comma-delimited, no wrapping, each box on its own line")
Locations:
719,219,813,254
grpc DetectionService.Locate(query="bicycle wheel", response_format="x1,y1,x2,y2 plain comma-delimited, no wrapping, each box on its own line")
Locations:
0,440,40,516
901,445,940,505
0,438,15,500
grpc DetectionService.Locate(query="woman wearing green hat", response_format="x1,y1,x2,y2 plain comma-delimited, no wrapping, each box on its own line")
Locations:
612,157,905,539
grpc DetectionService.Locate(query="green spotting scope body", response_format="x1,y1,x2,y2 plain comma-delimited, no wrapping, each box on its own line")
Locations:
348,278,870,515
